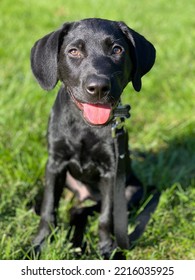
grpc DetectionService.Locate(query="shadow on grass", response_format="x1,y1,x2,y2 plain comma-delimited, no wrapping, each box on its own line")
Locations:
127,133,195,249
134,133,194,189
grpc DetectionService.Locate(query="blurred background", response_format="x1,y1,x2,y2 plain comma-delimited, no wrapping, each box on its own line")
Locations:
0,0,194,259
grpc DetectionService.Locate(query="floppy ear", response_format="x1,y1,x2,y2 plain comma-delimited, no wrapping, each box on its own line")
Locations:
118,22,156,92
31,23,71,90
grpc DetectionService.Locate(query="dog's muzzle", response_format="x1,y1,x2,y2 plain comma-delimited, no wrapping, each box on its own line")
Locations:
70,92,130,126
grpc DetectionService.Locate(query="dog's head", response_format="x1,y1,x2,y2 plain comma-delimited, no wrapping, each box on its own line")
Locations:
31,18,156,125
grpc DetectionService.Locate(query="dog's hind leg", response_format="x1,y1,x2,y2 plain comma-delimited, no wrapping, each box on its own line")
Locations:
68,203,101,250
125,172,144,209
125,170,160,248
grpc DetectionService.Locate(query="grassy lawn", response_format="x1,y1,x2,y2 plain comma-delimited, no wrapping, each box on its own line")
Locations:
0,0,194,260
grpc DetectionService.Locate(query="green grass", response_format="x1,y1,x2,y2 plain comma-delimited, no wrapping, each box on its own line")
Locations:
0,0,194,260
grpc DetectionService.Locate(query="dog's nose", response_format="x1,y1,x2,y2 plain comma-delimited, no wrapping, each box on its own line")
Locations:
85,76,111,98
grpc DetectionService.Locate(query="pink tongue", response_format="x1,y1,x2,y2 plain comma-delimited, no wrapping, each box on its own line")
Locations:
82,103,112,125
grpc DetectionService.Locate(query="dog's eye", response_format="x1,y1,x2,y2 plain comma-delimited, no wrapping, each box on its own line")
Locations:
68,48,82,58
112,46,123,55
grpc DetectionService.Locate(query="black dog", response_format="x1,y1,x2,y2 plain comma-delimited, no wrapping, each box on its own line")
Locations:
31,18,156,258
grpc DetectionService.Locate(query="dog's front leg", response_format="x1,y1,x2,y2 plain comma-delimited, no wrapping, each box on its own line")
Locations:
99,176,113,259
33,159,66,253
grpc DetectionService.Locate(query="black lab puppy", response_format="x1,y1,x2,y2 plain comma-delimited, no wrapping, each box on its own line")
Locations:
31,18,156,258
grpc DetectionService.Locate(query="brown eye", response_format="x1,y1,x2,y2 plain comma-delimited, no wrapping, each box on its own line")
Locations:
112,45,123,55
68,48,82,57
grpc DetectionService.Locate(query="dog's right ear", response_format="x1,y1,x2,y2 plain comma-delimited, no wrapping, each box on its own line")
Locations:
31,23,71,91
118,22,156,92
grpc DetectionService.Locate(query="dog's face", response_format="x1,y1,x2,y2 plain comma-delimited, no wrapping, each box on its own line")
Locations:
58,19,133,125
31,18,156,125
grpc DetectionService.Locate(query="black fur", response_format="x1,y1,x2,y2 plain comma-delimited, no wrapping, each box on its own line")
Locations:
31,18,155,258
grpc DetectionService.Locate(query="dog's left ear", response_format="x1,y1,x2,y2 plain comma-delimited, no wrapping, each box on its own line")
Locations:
118,22,156,92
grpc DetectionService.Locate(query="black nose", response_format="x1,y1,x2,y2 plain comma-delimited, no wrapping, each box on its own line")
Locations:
85,75,111,98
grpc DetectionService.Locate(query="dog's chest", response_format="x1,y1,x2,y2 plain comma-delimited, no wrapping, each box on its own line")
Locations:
68,157,99,183
65,129,115,184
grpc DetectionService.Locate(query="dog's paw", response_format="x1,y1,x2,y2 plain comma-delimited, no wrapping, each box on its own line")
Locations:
30,220,54,258
99,240,113,259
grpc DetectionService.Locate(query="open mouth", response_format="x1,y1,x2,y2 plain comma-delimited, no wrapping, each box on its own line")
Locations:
72,96,114,125
82,103,113,125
